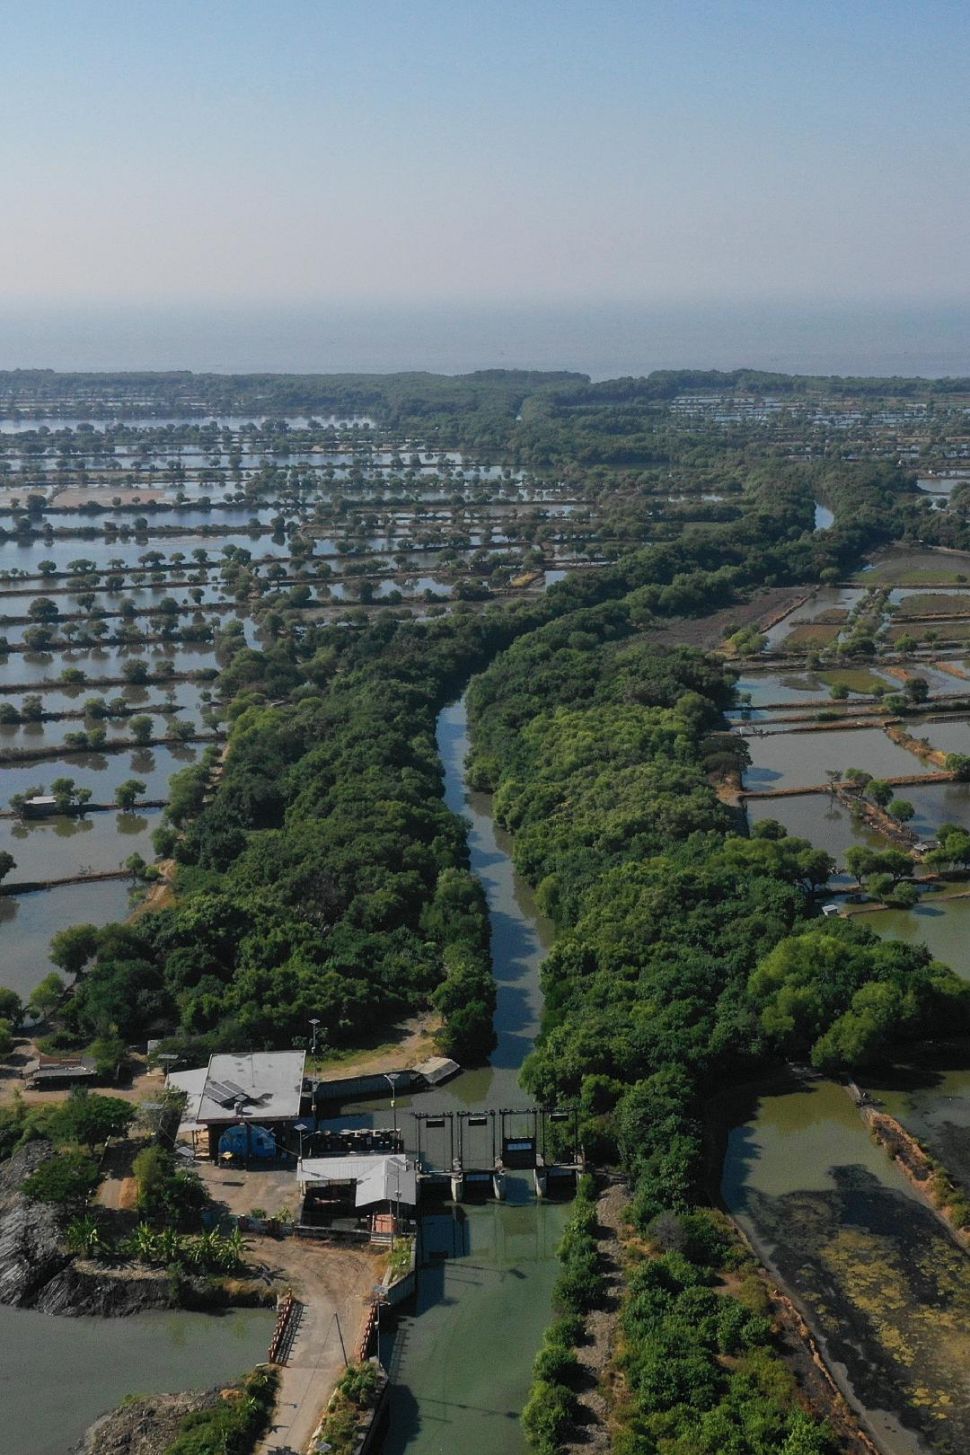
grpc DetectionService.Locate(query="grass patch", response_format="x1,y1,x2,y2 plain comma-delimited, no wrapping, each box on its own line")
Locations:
890,620,970,643
895,592,970,618
783,623,841,648
315,1363,383,1455
164,1366,278,1455
819,668,889,694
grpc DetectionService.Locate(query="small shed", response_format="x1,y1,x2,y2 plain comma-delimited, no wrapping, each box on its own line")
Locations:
298,1153,417,1218
21,795,59,819
413,1056,460,1087
25,1053,97,1089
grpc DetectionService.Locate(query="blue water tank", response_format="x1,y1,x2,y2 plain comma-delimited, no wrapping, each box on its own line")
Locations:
217,1123,276,1160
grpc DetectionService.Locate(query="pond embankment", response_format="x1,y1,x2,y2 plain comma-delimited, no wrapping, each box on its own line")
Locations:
720,1069,970,1454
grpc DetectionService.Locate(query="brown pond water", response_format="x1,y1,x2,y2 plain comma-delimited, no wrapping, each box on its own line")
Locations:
723,1076,970,1455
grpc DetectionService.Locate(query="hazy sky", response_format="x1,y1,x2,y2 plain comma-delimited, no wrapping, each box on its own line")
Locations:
4,1,968,308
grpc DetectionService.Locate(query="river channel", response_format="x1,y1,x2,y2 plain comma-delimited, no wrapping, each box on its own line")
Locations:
334,699,570,1455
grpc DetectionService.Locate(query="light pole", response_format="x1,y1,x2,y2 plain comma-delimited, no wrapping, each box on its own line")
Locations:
384,1073,400,1137
309,1017,321,1057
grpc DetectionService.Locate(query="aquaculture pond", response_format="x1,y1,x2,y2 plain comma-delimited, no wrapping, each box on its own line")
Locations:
0,710,179,751
871,1059,970,1202
867,895,970,978
723,1075,970,1455
732,671,865,708
762,586,863,648
0,877,133,997
745,793,890,875
912,717,970,757
0,743,198,803
0,643,219,685
743,726,933,792
0,809,160,882
888,780,970,842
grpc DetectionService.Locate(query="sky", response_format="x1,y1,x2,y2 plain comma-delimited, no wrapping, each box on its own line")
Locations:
2,1,968,312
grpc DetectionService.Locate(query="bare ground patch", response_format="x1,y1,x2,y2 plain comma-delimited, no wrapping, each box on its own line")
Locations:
644,586,809,651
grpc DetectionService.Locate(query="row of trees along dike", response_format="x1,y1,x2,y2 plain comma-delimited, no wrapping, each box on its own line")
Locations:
16,460,917,1083
464,583,970,1454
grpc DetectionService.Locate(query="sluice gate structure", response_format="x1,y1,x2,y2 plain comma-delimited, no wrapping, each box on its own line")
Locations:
412,1106,583,1202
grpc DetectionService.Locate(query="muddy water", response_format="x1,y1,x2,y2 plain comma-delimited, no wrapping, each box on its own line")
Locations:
0,1303,274,1455
868,894,970,972
744,726,934,791
723,1076,970,1454
746,791,888,873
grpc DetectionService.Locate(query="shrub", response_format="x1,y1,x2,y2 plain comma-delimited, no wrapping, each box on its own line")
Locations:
165,1366,278,1455
22,1149,100,1208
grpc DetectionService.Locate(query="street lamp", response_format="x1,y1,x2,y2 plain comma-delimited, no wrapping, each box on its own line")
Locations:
309,1018,321,1056
384,1073,400,1137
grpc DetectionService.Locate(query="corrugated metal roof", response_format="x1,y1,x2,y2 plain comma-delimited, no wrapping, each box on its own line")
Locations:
298,1153,417,1208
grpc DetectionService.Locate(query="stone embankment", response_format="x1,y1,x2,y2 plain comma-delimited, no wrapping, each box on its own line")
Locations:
0,1141,201,1317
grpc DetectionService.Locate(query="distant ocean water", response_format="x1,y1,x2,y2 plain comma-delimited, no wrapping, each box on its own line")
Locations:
0,301,968,380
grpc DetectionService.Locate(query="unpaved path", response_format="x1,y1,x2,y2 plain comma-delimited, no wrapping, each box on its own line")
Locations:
254,1235,383,1455
564,1181,628,1453
312,1011,440,1083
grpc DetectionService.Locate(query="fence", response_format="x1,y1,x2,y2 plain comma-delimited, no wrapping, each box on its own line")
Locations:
267,1290,297,1364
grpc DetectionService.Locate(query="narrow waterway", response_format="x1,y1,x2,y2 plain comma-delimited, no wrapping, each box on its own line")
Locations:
376,698,570,1455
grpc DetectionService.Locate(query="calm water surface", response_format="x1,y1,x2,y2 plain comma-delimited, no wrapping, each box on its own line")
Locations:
372,701,569,1455
723,1077,970,1455
0,1304,273,1455
0,877,132,996
744,726,932,791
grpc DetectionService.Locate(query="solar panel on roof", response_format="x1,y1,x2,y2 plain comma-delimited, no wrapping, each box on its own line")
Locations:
207,1079,245,1107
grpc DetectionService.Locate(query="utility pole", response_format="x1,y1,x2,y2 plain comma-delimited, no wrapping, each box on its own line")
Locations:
384,1072,400,1138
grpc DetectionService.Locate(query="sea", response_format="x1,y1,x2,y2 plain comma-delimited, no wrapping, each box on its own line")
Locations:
0,301,968,380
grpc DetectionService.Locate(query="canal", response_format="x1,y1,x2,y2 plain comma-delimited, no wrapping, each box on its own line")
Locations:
338,699,570,1455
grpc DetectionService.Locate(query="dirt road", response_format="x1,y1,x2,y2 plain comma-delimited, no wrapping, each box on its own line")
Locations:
254,1234,383,1455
